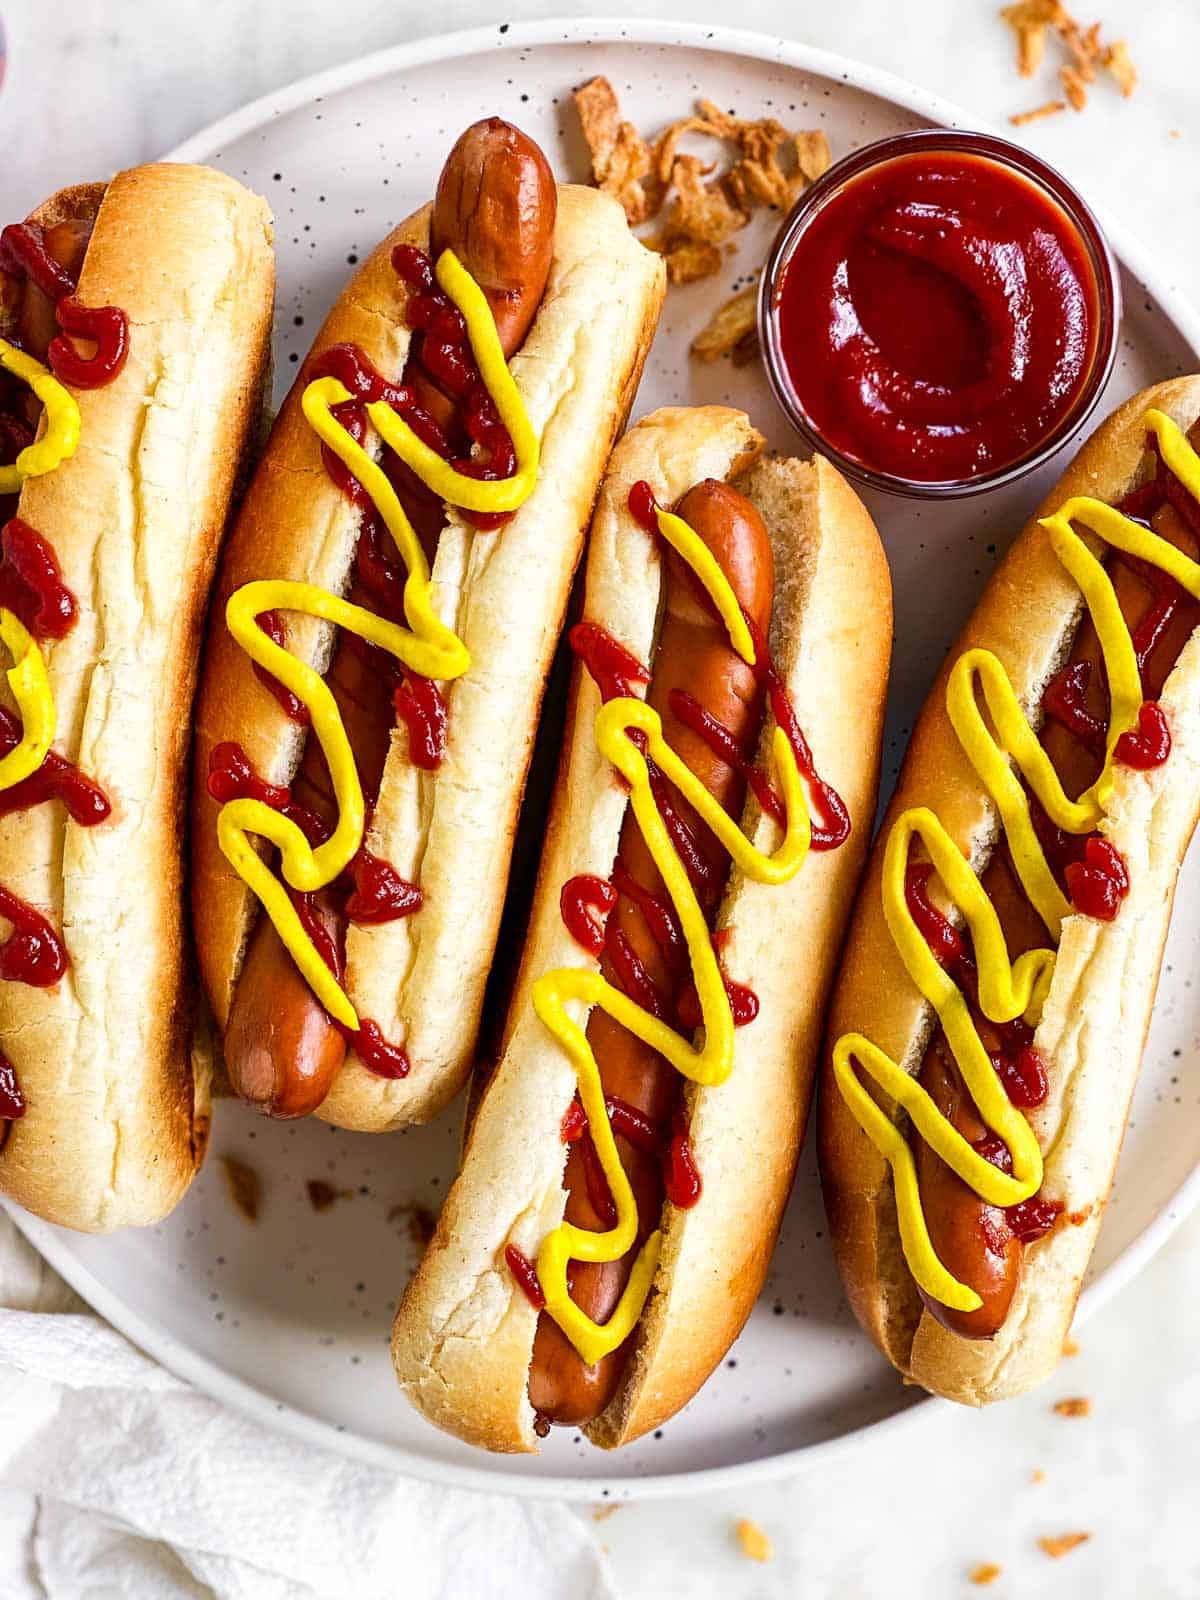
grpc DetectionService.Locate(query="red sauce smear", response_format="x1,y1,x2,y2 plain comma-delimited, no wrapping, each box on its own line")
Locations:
772,149,1099,483
0,222,129,388
0,883,67,987
505,1243,546,1309
0,517,77,640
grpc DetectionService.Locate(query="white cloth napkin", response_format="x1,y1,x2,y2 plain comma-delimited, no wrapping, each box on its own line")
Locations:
0,1214,612,1600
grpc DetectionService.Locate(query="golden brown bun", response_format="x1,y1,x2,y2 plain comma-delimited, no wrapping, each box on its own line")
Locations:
0,164,275,1231
191,185,665,1132
818,376,1200,1403
391,405,893,1451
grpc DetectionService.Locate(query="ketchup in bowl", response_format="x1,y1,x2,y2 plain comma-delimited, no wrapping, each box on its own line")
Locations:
759,130,1120,497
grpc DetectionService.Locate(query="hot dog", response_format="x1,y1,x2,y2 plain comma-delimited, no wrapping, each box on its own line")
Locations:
191,120,666,1132
821,376,1200,1403
392,405,892,1451
0,166,274,1231
528,479,776,1426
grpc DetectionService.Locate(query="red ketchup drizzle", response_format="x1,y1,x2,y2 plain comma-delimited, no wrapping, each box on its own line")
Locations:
1041,660,1105,756
568,621,650,704
744,613,851,851
905,861,1049,1107
606,925,670,1021
990,1044,1049,1109
207,742,326,842
252,610,309,725
1114,701,1171,769
207,745,416,1077
605,1096,661,1154
394,673,447,770
611,861,685,974
289,888,341,976
0,223,77,299
308,342,444,505
1005,1195,1064,1243
344,848,423,923
576,1091,698,1226
48,298,129,388
298,361,453,769
0,1052,24,1153
664,1108,703,1209
0,884,67,986
580,1129,619,1228
352,516,405,618
904,862,971,976
676,930,760,1031
645,757,724,907
0,223,128,388
341,1019,410,1079
0,518,77,639
560,874,618,957
561,1099,587,1142
391,244,518,530
560,1094,660,1154
0,706,110,825
627,482,851,851
505,1243,546,1309
1064,836,1129,922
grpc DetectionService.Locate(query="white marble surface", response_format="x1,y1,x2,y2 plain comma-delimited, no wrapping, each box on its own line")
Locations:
2,0,1199,1595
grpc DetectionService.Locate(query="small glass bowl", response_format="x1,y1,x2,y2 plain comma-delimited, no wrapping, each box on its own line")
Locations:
757,128,1122,501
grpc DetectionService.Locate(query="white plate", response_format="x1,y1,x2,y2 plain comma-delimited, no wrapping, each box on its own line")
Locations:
10,18,1200,1502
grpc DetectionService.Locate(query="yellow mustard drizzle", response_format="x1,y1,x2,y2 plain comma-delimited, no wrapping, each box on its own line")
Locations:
0,609,53,790
528,506,811,1367
0,340,80,495
834,408,1200,1314
0,343,77,789
216,252,537,1028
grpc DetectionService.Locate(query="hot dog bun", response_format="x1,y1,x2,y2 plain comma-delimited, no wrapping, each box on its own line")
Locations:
392,405,892,1451
191,183,665,1133
0,164,274,1231
819,376,1200,1404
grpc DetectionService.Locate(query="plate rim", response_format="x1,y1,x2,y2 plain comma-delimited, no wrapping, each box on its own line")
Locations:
16,13,1200,1503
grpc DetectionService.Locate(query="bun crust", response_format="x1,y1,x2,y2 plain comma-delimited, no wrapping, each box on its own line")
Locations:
0,164,275,1231
191,185,666,1132
818,376,1200,1402
392,406,892,1451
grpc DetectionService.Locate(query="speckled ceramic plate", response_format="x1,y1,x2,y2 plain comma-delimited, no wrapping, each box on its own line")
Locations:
9,18,1200,1501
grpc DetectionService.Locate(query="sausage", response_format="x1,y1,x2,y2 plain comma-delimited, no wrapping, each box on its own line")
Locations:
917,436,1200,1338
526,479,775,1427
222,121,556,1117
